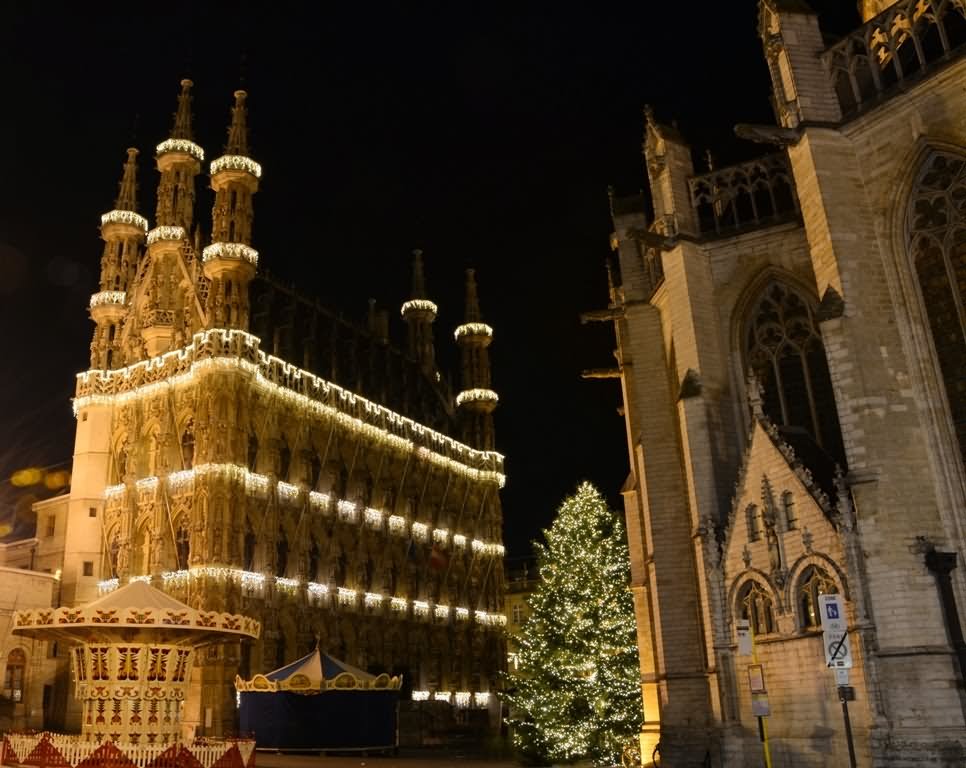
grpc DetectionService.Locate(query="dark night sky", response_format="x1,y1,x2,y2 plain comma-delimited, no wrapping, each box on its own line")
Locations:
0,1,859,555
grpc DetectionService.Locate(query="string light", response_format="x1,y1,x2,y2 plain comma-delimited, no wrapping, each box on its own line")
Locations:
337,500,357,522
337,587,357,606
100,210,148,233
433,528,449,544
388,515,407,535
210,155,262,178
307,582,328,597
74,328,505,488
364,592,384,608
473,692,490,707
364,507,384,527
202,242,259,267
434,692,452,703
411,691,430,701
452,534,467,548
454,323,493,341
136,476,159,490
456,389,499,407
400,299,438,317
156,138,204,162
276,577,299,591
434,604,450,620
90,291,127,309
411,522,429,542
455,607,469,621
309,491,330,508
390,597,407,612
454,691,471,708
413,601,429,617
277,481,299,502
472,539,486,554
146,226,186,246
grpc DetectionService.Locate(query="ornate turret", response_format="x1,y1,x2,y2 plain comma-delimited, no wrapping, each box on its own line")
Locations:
454,269,497,450
154,79,202,232
90,148,147,369
204,89,261,330
400,249,438,377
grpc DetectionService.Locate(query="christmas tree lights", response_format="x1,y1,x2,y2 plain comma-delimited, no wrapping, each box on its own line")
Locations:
503,482,641,766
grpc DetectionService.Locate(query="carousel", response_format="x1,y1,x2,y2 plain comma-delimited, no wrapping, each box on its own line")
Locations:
1,580,260,768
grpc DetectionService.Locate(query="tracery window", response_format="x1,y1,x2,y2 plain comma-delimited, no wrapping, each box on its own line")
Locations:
907,152,966,465
4,649,25,702
746,504,761,542
737,580,776,636
798,565,838,629
745,282,846,464
782,491,797,531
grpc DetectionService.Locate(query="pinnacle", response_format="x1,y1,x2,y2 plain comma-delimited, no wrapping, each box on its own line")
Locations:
115,147,140,211
464,268,481,323
171,79,194,140
410,249,427,299
225,89,250,156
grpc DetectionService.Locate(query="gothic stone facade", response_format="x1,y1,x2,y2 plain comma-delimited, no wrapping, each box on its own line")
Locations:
601,1,966,766
56,81,506,736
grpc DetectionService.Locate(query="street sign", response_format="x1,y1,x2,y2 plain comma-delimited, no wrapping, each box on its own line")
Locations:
835,667,850,685
819,595,852,669
818,594,846,632
737,619,752,656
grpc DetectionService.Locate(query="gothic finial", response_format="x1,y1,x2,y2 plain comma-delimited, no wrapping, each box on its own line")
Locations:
115,148,140,211
705,149,715,171
225,89,250,155
464,268,481,323
410,249,427,299
171,79,194,140
747,368,764,418
643,104,655,125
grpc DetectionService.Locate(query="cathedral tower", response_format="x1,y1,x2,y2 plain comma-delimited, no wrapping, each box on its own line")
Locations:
455,269,497,450
90,148,146,369
400,249,438,376
203,89,260,330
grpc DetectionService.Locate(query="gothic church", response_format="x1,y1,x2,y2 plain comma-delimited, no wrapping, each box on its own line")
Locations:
598,1,966,765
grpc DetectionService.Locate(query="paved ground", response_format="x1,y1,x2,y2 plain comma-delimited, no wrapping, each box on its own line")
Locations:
256,750,519,768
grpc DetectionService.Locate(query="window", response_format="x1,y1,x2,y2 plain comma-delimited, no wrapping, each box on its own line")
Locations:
82,561,94,577
3,649,25,702
782,492,796,531
798,565,838,629
511,603,526,625
46,516,55,538
89,507,97,518
745,282,846,465
276,527,289,577
181,420,195,470
907,152,966,464
746,504,761,542
738,580,776,636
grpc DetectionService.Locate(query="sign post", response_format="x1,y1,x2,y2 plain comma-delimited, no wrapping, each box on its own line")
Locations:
738,619,772,768
819,594,857,768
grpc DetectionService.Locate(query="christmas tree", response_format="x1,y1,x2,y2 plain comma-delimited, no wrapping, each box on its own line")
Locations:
503,482,642,765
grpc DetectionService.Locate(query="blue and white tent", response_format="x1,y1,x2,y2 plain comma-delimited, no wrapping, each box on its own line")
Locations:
235,649,402,751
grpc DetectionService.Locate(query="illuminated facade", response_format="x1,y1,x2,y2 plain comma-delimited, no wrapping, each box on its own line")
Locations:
51,80,506,737
593,2,966,766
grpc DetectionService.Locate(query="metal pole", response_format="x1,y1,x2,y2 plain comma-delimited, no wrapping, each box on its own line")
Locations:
839,688,857,768
750,626,773,768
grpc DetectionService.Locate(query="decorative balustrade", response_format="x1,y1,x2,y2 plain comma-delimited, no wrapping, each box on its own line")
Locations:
74,328,505,486
688,153,799,236
822,0,966,117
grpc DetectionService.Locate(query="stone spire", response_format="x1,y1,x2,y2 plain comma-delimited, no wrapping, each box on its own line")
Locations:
203,89,262,331
455,269,497,450
91,149,149,369
171,78,194,139
401,249,438,377
225,90,250,155
115,147,140,211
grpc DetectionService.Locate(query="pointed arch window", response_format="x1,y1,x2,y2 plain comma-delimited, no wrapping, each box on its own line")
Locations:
243,518,256,571
109,534,120,578
782,491,797,531
745,282,846,465
276,527,289,577
798,565,838,629
738,580,776,636
907,152,966,465
746,504,761,542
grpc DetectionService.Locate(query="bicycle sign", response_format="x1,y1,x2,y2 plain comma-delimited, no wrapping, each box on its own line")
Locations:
819,595,852,669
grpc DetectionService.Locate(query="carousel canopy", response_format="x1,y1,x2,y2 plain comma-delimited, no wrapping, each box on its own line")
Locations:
235,648,401,692
12,579,261,644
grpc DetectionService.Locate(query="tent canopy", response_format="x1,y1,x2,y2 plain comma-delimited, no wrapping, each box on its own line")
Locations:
236,648,401,692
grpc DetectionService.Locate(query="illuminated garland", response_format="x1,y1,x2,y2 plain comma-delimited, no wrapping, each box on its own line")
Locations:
400,299,438,318
456,388,499,407
202,242,259,267
107,462,506,557
146,226,186,246
74,328,505,488
411,690,490,708
100,210,149,233
89,291,126,310
156,138,204,162
454,323,493,341
210,155,262,179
